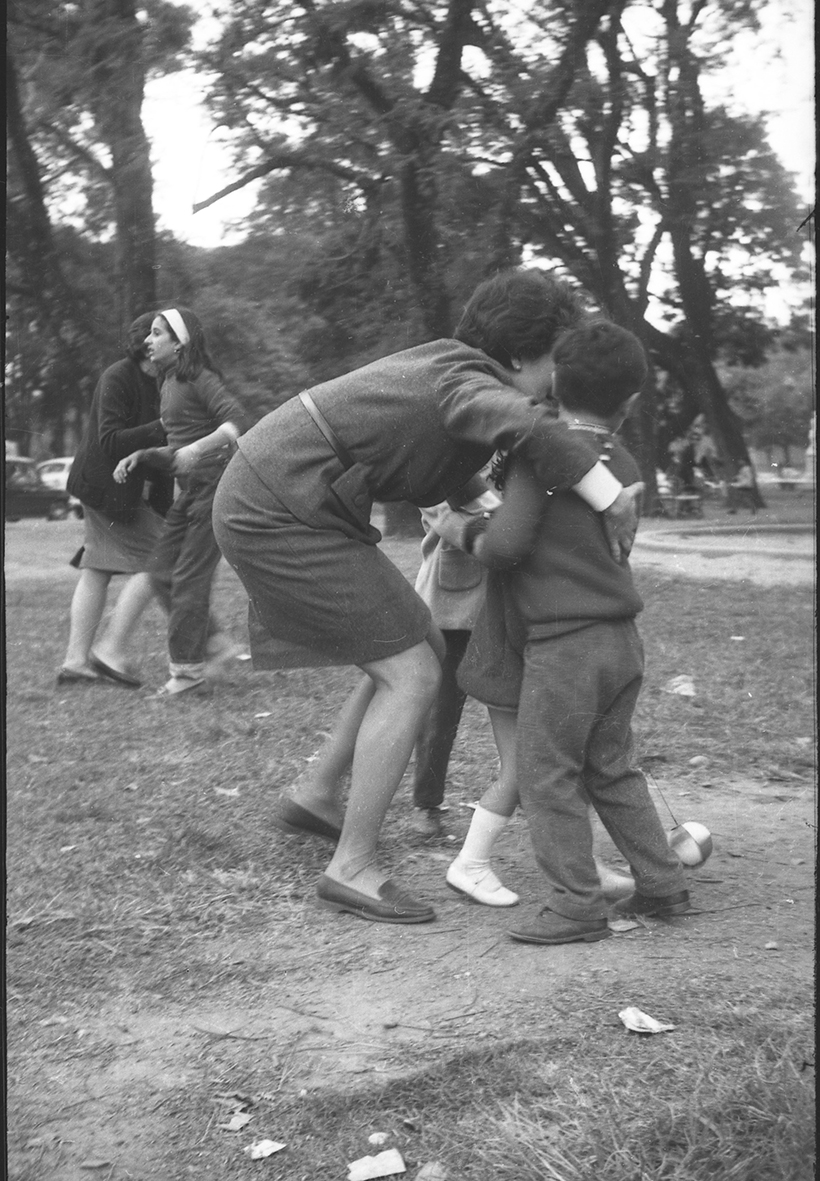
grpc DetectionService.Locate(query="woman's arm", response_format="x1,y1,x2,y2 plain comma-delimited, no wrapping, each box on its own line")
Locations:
173,422,241,475
439,360,638,559
97,366,166,462
113,445,176,483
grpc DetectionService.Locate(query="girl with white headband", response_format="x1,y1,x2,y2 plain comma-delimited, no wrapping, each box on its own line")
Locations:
113,306,246,695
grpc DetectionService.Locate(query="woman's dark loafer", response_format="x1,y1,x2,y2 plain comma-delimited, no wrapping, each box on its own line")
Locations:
272,800,342,843
316,875,436,924
613,890,691,917
89,654,142,688
510,907,610,945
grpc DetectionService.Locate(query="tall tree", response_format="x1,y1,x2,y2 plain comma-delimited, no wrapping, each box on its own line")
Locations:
195,0,610,341
6,0,194,450
192,0,808,498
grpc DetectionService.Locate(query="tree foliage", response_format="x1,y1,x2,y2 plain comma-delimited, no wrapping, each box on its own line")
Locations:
721,346,815,465
5,0,811,493
191,0,810,501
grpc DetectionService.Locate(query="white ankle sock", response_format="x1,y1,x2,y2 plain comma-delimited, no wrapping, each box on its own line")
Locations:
457,804,510,869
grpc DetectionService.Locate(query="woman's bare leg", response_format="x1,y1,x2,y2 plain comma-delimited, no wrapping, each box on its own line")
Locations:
286,675,376,829
322,639,442,896
62,569,112,672
287,624,446,833
93,572,156,671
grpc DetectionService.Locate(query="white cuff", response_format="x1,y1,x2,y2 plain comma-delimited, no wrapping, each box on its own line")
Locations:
572,462,622,511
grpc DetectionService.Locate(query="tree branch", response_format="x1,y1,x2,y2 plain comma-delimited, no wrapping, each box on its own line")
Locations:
193,152,382,213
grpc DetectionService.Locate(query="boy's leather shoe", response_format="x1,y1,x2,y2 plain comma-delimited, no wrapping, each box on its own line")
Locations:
510,907,610,945
613,889,691,917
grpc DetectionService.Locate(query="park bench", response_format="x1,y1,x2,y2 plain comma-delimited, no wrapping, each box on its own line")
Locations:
659,492,703,519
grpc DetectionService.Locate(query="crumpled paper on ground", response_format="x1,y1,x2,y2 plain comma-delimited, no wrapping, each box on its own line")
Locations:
348,1148,406,1180
619,1006,676,1033
243,1139,286,1159
662,675,696,697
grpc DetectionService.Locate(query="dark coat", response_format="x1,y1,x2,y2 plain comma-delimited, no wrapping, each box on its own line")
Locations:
67,358,173,519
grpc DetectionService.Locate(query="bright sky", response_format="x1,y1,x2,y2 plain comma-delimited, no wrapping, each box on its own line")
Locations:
143,0,815,250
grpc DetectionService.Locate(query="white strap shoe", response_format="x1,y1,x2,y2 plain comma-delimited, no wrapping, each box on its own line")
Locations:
446,859,519,907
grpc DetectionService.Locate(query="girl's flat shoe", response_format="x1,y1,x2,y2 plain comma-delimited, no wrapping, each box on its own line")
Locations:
446,860,519,907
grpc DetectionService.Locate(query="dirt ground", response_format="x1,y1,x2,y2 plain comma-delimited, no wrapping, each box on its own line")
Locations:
5,511,816,1179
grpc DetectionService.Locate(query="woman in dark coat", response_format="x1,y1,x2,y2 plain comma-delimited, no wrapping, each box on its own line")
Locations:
59,314,173,686
213,269,643,924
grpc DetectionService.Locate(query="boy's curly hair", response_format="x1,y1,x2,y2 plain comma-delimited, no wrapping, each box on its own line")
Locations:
455,268,587,367
552,320,648,417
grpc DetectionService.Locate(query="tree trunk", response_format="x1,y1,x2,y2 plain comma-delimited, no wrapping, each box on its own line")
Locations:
86,0,156,320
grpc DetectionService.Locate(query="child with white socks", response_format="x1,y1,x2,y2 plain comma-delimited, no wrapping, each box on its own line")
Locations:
417,477,635,908
446,703,633,907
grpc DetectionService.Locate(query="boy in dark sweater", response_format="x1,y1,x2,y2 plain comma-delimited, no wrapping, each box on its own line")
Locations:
466,320,690,944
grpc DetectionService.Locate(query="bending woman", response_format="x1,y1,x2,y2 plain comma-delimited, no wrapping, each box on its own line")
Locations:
212,269,643,924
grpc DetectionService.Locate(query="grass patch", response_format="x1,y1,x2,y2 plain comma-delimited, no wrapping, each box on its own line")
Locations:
5,525,816,1178
150,991,814,1180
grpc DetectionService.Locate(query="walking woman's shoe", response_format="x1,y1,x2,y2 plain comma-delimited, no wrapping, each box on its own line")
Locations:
56,666,101,685
316,876,436,924
89,654,142,688
446,858,519,907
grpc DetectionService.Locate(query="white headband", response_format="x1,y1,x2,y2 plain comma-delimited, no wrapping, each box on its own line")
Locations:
160,308,190,346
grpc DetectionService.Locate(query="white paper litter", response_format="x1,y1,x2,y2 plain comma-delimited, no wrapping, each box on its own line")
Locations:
662,675,696,697
220,1112,252,1131
243,1139,286,1159
415,1164,448,1180
618,1006,676,1034
347,1148,406,1180
368,1132,390,1146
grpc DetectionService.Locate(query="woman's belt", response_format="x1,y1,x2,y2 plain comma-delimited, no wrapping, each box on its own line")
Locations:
299,391,354,470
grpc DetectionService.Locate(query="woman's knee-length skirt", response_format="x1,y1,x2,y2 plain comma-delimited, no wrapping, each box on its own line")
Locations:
76,503,165,574
213,451,431,669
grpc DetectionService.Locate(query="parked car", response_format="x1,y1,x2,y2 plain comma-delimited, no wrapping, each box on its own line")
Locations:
37,456,83,516
5,456,72,521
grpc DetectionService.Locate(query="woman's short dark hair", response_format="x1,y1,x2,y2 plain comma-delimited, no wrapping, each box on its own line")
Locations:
552,320,648,416
125,313,155,362
454,268,587,367
158,307,222,381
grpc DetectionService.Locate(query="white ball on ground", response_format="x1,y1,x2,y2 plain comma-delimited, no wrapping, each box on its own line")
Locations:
668,821,713,866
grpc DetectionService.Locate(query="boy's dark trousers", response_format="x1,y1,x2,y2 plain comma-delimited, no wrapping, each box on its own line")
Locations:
516,618,686,920
413,629,471,809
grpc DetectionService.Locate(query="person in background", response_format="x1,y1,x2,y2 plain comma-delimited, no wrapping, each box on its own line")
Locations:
114,307,246,696
58,314,173,687
727,462,757,515
212,268,644,926
460,320,689,943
